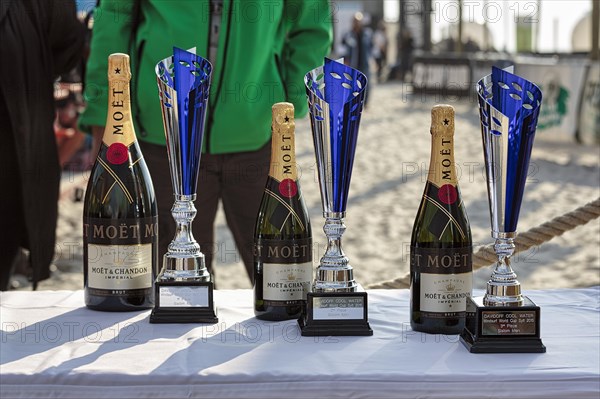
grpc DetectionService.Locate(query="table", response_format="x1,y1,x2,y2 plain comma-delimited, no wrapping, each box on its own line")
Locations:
1,288,599,399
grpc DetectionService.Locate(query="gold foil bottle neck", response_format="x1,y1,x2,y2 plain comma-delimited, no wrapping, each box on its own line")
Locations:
103,53,135,147
430,104,455,136
272,102,295,135
428,104,457,186
108,53,132,82
270,102,297,181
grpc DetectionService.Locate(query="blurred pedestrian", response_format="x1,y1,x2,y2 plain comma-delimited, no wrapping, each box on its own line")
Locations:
342,12,372,105
0,0,85,290
373,21,388,82
398,28,414,82
55,85,87,170
342,12,372,78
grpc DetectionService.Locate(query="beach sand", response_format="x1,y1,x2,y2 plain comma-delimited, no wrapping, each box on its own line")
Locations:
18,82,600,292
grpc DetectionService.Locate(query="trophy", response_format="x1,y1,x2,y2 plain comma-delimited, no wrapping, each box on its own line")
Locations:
298,58,372,336
149,47,217,324
460,66,545,352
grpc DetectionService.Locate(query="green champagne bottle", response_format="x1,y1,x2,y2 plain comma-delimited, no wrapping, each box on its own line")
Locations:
410,104,473,334
254,103,312,321
83,54,158,311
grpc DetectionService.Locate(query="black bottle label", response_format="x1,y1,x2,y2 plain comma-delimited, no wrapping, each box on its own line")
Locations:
411,246,472,316
84,216,157,292
255,237,312,304
255,237,312,264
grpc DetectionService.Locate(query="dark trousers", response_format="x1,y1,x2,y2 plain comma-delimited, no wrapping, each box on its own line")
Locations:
0,95,27,291
140,141,270,283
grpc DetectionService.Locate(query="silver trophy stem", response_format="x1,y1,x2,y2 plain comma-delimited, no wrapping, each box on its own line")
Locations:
484,232,524,306
313,213,357,293
162,195,210,282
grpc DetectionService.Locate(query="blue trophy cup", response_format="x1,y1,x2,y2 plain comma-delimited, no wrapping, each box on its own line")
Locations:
298,58,373,336
149,48,217,324
460,66,545,353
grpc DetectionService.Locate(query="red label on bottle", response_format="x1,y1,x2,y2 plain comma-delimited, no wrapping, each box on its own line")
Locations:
106,143,129,165
438,184,458,205
279,179,298,198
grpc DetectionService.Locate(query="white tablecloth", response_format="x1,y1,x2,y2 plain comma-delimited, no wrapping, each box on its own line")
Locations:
1,288,598,399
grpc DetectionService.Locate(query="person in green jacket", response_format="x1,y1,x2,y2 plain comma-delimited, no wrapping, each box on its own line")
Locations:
80,0,332,282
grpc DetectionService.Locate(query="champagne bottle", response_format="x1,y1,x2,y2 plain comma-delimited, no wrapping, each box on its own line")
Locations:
410,104,472,334
83,53,158,311
254,103,312,321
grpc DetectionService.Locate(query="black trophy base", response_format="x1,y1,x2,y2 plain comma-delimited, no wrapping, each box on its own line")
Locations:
460,296,546,353
298,290,373,336
149,279,218,324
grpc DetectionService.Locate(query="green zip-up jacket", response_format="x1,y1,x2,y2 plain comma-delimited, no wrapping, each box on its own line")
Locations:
80,0,332,154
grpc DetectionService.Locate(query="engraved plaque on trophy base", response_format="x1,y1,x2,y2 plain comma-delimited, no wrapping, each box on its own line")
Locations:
298,290,373,336
460,296,545,353
149,279,218,324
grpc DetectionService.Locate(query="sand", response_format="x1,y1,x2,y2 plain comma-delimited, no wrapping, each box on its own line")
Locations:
19,81,600,293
